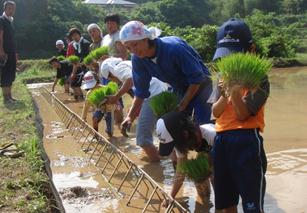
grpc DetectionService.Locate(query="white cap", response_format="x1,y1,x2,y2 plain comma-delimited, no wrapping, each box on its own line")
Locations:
99,57,123,79
56,40,64,46
81,71,97,90
119,20,161,43
87,23,102,32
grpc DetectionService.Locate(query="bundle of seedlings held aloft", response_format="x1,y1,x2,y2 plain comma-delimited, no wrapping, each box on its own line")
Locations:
149,91,179,118
83,46,109,66
56,55,66,62
67,55,80,64
87,82,118,108
214,53,272,94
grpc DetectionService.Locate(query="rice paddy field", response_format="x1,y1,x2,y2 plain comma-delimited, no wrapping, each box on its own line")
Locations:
1,62,307,212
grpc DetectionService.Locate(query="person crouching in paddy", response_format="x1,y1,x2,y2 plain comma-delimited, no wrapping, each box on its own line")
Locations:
81,71,114,138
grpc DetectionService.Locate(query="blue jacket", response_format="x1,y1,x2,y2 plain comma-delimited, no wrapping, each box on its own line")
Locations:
132,36,210,99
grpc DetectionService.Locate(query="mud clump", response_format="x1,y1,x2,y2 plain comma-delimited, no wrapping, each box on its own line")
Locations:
61,186,88,199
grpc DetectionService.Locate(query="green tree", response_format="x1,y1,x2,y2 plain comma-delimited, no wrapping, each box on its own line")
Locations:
158,0,212,27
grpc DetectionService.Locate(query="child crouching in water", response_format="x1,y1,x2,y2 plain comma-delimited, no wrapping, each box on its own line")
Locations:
81,71,114,138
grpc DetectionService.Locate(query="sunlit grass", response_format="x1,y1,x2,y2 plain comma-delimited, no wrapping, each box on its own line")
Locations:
0,60,53,212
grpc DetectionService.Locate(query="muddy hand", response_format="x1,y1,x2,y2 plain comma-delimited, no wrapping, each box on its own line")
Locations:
121,118,131,137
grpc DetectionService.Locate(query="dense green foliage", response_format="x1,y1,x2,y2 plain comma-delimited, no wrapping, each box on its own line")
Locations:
149,91,179,118
2,0,306,61
215,53,272,89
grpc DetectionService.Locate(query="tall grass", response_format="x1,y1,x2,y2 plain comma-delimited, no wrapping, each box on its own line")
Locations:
0,61,53,212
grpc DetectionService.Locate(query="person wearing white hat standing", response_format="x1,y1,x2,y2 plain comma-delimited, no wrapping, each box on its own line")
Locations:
119,21,213,133
87,23,103,52
55,39,66,56
81,71,114,138
100,57,168,161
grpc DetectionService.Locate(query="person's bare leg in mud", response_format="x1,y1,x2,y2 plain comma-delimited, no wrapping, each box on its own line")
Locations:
64,83,70,94
170,150,177,170
92,117,99,132
141,144,160,162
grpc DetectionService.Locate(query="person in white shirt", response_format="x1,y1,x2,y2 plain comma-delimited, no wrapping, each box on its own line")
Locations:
102,14,128,60
100,57,168,161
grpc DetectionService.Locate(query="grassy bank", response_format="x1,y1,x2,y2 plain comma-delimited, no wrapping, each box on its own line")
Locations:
0,60,55,213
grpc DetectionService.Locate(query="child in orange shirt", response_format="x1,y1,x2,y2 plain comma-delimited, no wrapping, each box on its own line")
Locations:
212,18,270,213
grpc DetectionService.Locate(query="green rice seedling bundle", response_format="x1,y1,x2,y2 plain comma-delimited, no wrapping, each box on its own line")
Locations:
149,91,179,118
177,152,211,183
87,82,119,107
58,78,65,86
83,54,94,65
87,87,107,107
104,82,118,95
216,53,272,90
91,47,109,60
57,55,66,61
67,55,80,64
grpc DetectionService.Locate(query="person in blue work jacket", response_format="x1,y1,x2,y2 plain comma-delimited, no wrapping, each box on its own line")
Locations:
119,20,212,133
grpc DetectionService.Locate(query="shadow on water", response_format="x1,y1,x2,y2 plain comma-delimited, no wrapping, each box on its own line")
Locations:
262,193,286,213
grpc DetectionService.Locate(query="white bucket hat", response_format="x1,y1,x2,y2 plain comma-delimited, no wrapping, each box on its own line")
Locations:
119,20,162,43
56,40,64,46
87,23,102,32
81,71,97,90
99,57,123,79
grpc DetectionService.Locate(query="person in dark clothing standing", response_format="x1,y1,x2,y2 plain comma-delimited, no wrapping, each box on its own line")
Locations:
68,28,90,61
0,1,16,104
68,28,90,100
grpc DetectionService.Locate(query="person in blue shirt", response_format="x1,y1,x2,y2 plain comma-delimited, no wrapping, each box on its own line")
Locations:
119,20,212,131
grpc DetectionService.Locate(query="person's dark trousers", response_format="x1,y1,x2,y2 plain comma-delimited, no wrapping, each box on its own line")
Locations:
1,53,16,101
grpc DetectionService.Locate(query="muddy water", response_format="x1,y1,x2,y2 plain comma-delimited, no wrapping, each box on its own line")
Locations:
261,67,307,213
29,67,307,213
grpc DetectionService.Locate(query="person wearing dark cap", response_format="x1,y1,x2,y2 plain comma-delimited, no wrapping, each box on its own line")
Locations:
156,111,216,208
211,18,269,213
102,14,128,60
48,56,72,93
